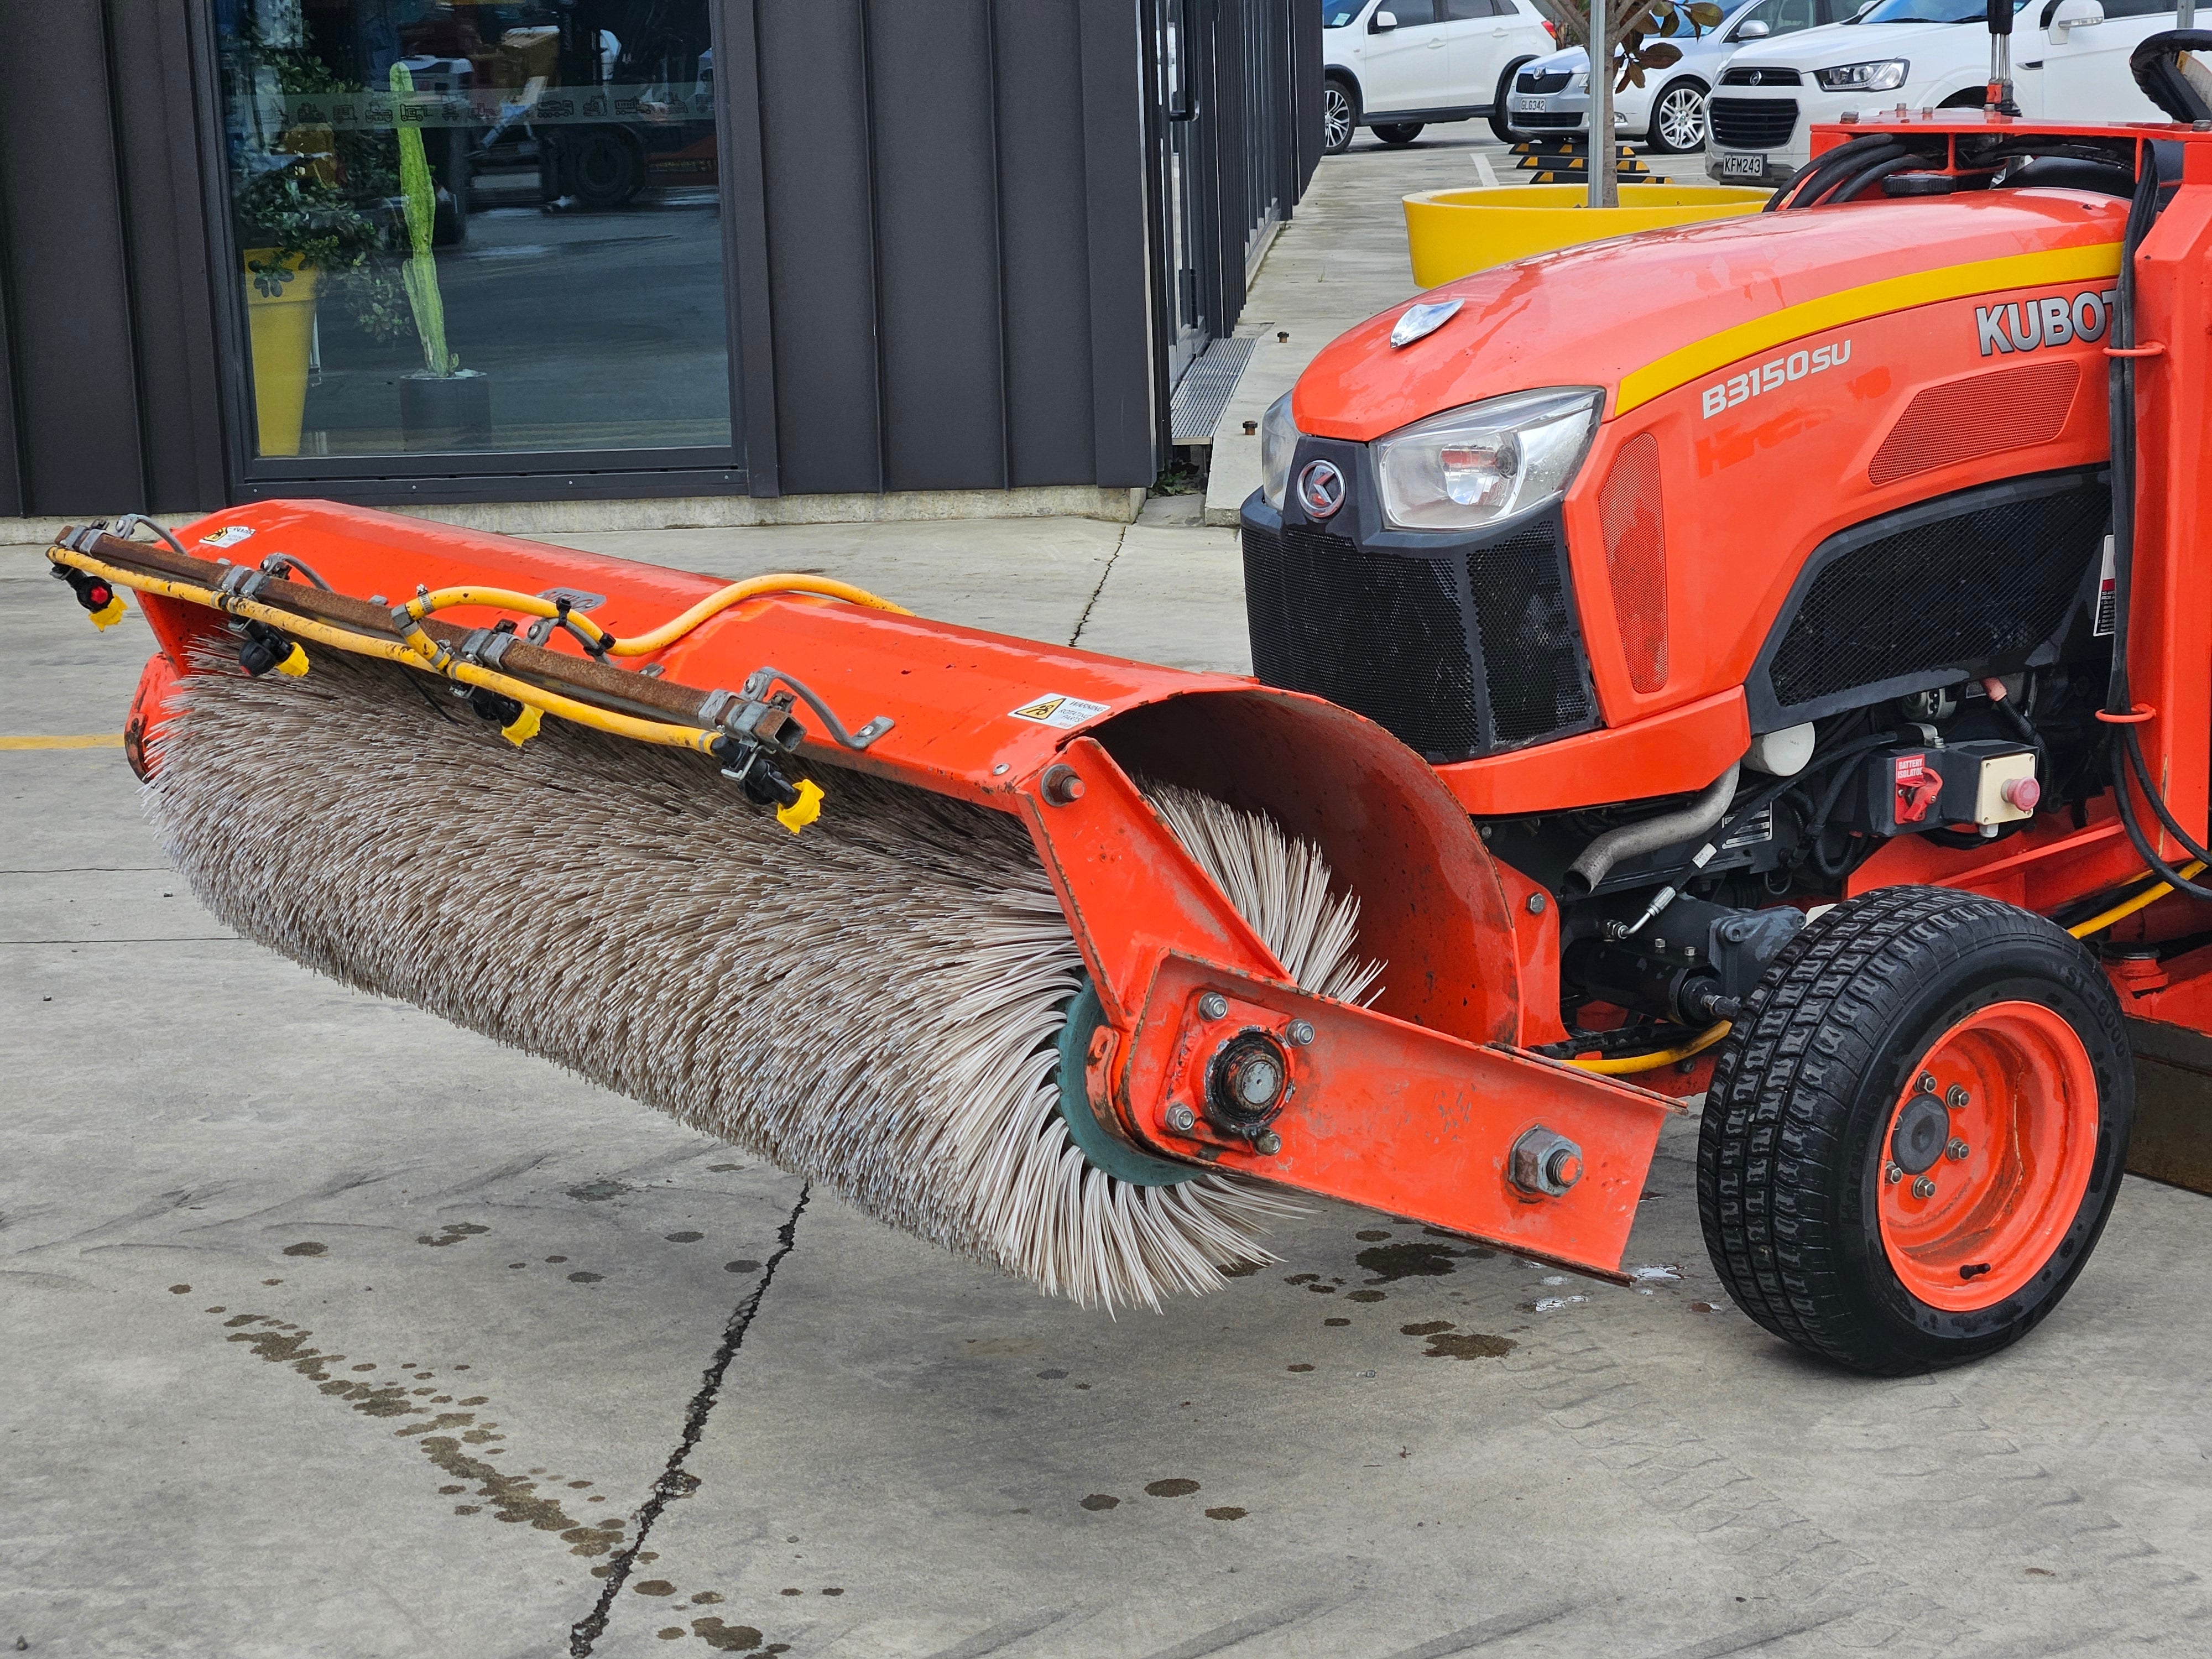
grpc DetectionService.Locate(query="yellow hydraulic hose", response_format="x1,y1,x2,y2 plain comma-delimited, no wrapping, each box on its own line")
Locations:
1566,1019,1731,1075
397,575,909,659
604,575,910,656
50,549,726,759
2067,860,2208,939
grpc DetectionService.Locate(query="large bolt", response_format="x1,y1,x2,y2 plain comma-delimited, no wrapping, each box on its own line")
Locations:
1884,1162,1905,1184
1946,1138,1969,1161
1166,1103,1197,1134
1199,992,1229,1021
1918,1072,1938,1094
1912,1175,1937,1199
1285,1019,1314,1047
1253,1130,1282,1156
1945,1084,1969,1110
1040,763,1085,806
1510,1127,1584,1197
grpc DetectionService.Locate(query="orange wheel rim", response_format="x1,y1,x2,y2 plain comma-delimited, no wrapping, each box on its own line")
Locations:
1876,1000,2099,1312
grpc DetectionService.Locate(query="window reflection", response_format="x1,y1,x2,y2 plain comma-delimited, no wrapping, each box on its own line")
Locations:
217,0,732,460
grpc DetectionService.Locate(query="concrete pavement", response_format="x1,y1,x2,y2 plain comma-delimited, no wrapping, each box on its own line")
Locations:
8,508,2212,1659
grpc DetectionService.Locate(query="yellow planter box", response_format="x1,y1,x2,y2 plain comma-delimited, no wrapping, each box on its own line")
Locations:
1403,185,1771,290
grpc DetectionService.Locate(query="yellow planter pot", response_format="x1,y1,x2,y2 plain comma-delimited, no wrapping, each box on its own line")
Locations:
1403,185,1771,289
242,249,320,457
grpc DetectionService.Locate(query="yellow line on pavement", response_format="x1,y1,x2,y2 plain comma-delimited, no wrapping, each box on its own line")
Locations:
0,734,125,749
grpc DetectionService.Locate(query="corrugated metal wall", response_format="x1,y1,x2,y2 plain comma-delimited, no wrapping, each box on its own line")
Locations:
732,0,1155,498
0,0,1308,518
0,1,227,519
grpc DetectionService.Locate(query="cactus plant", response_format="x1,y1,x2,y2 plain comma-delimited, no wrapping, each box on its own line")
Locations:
391,61,457,376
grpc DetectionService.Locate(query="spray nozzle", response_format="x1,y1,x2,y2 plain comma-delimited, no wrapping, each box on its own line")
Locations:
55,566,127,629
238,621,309,678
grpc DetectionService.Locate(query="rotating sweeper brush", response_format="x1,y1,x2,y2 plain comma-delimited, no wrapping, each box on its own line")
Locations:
58,33,2212,1373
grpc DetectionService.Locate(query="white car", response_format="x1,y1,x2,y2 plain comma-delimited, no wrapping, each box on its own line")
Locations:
1504,0,1849,153
1704,0,2172,185
1322,0,1560,153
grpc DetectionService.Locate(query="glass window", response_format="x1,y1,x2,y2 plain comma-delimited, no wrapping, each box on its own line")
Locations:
1852,0,2026,20
1444,0,1508,20
1381,1,1442,26
1323,1,1370,25
216,0,732,461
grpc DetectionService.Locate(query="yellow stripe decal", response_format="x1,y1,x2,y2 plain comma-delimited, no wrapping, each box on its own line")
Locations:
1614,244,2125,416
0,734,126,750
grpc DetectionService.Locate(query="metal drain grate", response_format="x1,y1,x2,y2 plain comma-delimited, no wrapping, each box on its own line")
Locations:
1170,336,1258,447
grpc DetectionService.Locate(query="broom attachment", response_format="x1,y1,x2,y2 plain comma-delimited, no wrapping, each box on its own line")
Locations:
53,502,1676,1303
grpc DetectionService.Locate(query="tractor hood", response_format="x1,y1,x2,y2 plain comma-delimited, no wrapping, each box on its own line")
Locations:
1293,191,2127,442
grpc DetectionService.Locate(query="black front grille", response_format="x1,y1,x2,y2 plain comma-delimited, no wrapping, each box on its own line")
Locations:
1709,97,1799,148
1517,69,1573,93
1241,511,1594,762
1761,471,2109,718
1720,66,1801,86
1520,111,1584,128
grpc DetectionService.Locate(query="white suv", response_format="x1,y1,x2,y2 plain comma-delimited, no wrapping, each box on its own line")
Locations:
1323,0,1559,152
1503,0,1850,154
1705,0,2176,184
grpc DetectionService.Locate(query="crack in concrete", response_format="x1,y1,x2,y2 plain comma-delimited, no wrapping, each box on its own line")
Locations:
568,1183,811,1657
1067,530,1126,649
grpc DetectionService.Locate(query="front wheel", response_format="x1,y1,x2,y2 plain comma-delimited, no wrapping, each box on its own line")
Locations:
1372,121,1424,145
1323,78,1359,155
1646,78,1708,153
1489,56,1536,142
1698,887,2132,1375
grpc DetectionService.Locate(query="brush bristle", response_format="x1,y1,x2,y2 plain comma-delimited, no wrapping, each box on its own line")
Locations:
146,654,1381,1312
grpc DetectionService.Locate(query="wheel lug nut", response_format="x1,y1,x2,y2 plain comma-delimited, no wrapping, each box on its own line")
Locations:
1945,1084,1969,1110
1884,1161,1904,1184
1918,1071,1938,1094
1945,1137,1969,1161
1912,1175,1937,1199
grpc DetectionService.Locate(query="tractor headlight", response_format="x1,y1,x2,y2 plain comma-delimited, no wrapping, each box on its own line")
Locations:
1260,392,1300,511
1372,388,1601,531
1815,59,1908,92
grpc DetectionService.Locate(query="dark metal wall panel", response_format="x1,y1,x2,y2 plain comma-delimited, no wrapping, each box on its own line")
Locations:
1208,0,1247,339
867,2,1008,493
0,249,22,517
107,0,228,514
1079,0,1160,489
754,1,884,497
993,1,1095,489
1293,0,1324,194
713,0,781,498
0,1,148,516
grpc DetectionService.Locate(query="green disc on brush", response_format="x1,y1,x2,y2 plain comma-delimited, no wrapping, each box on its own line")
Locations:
147,652,1379,1312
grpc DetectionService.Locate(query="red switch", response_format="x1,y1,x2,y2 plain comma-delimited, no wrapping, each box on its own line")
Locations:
1893,754,1941,825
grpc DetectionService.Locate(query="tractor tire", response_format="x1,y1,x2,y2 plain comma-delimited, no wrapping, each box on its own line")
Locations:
1323,76,1360,155
1698,885,2132,1375
1373,122,1425,145
1490,56,1537,142
570,126,644,210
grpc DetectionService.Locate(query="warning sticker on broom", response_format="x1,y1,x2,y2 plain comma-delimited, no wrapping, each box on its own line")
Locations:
1008,693,1111,729
200,526,254,549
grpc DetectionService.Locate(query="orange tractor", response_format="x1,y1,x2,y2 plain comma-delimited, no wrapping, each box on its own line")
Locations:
50,35,2212,1373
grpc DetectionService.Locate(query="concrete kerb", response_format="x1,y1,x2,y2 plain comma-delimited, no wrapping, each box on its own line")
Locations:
0,484,1147,550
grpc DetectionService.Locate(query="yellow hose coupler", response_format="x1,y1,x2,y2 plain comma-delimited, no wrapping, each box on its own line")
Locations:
90,595,128,630
501,705,544,747
777,778,825,833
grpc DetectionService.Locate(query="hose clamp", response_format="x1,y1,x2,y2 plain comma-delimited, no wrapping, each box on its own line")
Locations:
215,563,272,611
458,628,515,670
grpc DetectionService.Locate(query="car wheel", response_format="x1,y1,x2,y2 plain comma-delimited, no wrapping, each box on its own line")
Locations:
1489,56,1537,142
1647,78,1708,153
1373,122,1424,145
1323,77,1359,155
1699,887,2132,1375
